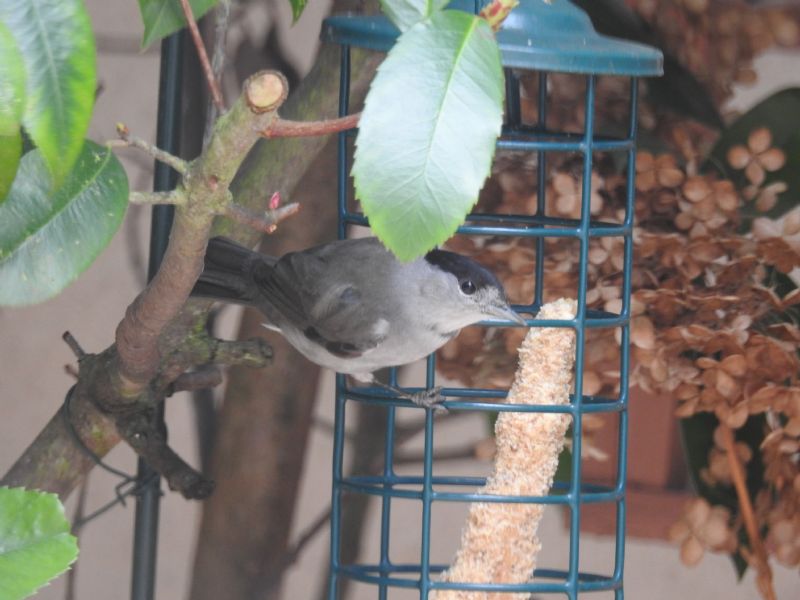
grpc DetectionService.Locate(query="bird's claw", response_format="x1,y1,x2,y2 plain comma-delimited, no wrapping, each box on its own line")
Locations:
408,387,447,412
366,380,447,412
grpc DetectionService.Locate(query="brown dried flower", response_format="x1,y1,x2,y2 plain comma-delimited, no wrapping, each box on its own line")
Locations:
668,498,738,566
675,176,738,236
636,152,685,192
727,128,786,187
551,172,604,218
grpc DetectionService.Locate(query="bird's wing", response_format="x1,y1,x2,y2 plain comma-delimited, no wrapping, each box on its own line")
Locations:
251,245,389,358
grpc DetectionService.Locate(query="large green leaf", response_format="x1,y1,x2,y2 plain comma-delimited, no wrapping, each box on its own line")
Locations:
0,21,25,202
353,10,504,261
707,88,800,220
0,0,96,188
0,487,78,600
0,134,21,203
138,0,218,49
0,140,128,306
380,0,448,31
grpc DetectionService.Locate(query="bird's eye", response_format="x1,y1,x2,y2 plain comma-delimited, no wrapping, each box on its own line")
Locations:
460,280,476,295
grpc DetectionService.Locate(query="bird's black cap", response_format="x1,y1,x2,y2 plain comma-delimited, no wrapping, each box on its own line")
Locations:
424,249,505,296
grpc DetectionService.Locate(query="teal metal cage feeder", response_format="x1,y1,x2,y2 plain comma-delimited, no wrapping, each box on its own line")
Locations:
322,1,663,597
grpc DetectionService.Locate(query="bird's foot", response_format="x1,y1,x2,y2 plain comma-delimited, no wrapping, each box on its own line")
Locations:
367,380,447,412
408,387,447,412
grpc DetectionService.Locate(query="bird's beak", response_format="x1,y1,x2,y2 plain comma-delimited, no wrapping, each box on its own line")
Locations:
486,303,527,326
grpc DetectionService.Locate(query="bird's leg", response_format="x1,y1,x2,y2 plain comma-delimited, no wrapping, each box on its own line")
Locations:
368,380,446,411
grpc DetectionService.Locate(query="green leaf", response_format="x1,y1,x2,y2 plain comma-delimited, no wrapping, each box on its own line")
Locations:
0,0,96,187
707,88,800,220
0,20,26,203
353,10,504,261
380,0,448,31
138,0,218,49
0,133,22,204
0,140,129,306
0,21,25,134
0,487,78,600
288,0,308,23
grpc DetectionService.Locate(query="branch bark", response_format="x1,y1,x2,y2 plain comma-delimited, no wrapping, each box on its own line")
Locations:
1,71,288,499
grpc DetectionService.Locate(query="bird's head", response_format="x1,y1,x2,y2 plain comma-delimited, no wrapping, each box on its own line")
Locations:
422,249,526,330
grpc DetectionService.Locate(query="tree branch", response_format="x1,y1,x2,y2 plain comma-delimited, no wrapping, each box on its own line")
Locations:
225,201,300,233
261,113,360,138
62,331,86,359
180,0,225,112
110,124,189,175
113,71,288,394
1,71,289,500
719,424,776,600
3,5,380,509
117,405,214,499
155,335,273,395
170,366,223,394
129,190,187,206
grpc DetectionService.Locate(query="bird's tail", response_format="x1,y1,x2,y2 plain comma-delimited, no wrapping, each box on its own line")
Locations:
192,236,271,304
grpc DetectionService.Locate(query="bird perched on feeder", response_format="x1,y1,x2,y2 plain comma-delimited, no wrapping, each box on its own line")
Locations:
192,236,526,407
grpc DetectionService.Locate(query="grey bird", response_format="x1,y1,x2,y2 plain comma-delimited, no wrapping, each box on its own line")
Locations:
192,236,525,407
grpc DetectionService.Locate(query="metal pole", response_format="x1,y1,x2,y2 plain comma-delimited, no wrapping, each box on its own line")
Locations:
130,30,184,600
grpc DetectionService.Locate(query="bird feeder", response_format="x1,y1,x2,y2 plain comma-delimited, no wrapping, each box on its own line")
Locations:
321,0,663,598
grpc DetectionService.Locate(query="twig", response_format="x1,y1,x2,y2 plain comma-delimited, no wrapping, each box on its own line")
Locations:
117,408,214,499
180,0,225,113
719,424,776,600
225,201,300,233
62,331,86,359
129,190,187,206
170,366,223,394
110,124,188,175
155,336,273,393
203,0,231,148
261,113,360,138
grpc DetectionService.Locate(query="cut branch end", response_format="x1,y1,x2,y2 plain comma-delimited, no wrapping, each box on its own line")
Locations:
245,71,289,114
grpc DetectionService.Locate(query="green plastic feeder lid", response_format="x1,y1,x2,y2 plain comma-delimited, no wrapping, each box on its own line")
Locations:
322,0,663,77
